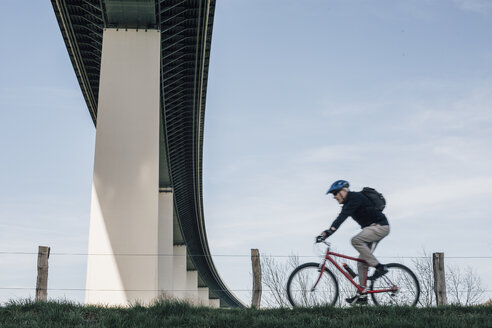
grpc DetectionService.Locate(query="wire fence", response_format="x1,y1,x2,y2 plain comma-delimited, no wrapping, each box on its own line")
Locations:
1,250,491,300
1,287,491,293
0,251,491,259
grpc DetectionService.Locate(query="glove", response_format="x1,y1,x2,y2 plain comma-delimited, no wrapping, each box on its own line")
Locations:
316,229,334,243
323,229,334,238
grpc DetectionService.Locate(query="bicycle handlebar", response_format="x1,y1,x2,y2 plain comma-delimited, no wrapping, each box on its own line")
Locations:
314,239,331,247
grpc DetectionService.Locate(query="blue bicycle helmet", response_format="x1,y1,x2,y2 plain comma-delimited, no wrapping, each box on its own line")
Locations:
326,180,350,194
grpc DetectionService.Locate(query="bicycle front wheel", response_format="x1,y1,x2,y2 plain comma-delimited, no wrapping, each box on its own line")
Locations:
286,262,339,307
370,263,420,306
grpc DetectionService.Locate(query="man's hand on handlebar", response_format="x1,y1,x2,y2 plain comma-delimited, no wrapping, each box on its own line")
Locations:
316,229,335,243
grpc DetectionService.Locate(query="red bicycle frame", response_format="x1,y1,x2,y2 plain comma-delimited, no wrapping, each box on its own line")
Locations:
314,248,397,295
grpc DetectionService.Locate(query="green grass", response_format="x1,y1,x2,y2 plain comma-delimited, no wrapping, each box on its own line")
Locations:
0,300,490,328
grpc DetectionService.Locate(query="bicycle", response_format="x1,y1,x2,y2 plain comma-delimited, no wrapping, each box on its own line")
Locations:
286,241,420,307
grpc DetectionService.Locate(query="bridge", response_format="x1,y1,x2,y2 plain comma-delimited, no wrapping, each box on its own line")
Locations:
51,0,243,307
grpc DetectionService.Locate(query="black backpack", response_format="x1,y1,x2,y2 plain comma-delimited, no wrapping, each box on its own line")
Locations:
361,187,386,211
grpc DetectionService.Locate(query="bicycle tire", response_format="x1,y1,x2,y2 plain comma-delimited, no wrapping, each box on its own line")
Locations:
286,262,339,307
369,263,420,306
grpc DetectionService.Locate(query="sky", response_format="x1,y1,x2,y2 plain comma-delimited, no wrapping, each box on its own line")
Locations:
1,0,492,305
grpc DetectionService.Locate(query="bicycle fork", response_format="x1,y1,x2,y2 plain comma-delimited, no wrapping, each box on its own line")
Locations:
310,261,327,292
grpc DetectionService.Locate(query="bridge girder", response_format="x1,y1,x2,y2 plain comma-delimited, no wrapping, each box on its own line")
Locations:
51,0,242,308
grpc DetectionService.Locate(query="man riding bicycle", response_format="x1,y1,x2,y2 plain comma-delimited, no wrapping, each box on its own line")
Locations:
317,179,390,305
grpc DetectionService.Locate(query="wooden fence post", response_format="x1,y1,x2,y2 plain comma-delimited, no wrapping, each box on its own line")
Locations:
433,252,447,306
35,246,50,302
251,248,262,309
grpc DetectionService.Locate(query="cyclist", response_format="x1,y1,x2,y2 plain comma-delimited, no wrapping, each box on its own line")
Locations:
317,179,390,305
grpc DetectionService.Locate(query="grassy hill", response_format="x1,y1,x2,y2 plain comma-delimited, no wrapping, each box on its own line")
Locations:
0,300,490,328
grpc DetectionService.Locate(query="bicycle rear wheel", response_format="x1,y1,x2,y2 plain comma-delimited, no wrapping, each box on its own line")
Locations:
286,262,339,307
370,263,420,306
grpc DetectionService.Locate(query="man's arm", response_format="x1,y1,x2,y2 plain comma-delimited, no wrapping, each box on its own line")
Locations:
321,213,348,237
321,195,361,237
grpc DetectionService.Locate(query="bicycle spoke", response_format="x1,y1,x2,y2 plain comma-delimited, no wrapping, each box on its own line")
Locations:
287,263,339,307
370,263,420,306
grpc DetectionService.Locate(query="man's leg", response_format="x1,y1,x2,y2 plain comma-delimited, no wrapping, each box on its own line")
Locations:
355,242,375,287
351,224,390,286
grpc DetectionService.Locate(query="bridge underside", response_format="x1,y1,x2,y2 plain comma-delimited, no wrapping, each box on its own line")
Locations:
51,0,242,307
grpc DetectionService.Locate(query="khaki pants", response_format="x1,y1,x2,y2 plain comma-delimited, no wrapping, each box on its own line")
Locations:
351,224,390,286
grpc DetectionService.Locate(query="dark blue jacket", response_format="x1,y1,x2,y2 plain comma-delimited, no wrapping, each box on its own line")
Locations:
330,191,389,230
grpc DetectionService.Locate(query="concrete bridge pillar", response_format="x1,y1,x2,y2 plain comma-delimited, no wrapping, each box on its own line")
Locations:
84,27,219,307
172,245,187,300
209,298,220,308
85,28,161,305
197,287,210,306
186,270,199,303
158,190,174,298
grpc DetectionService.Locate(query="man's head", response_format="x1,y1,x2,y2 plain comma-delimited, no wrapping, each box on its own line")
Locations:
332,188,348,204
327,180,349,203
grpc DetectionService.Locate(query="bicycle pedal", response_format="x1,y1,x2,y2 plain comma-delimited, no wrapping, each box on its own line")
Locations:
346,295,368,306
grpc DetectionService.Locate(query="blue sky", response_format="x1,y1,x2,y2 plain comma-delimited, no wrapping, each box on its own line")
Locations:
1,0,492,304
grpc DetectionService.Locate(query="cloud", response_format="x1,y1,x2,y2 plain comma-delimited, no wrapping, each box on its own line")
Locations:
0,86,82,108
405,86,492,133
300,145,365,164
454,0,492,15
388,175,492,220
